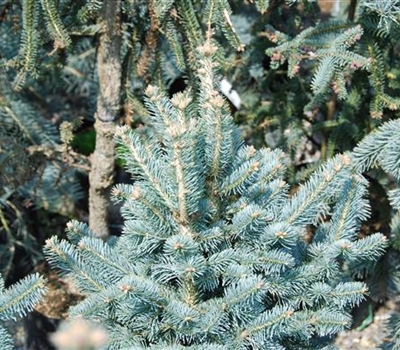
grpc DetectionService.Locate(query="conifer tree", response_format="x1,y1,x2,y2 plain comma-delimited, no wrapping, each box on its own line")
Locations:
44,36,387,349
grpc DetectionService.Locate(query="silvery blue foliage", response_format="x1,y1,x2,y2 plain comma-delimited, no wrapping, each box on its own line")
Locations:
44,41,387,349
0,274,46,350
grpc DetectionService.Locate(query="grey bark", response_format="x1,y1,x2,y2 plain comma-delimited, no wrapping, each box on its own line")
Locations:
89,0,121,238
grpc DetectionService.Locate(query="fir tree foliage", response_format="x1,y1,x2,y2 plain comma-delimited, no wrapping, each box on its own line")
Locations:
12,0,41,90
353,119,400,211
0,0,247,297
44,39,387,349
352,119,400,349
265,21,371,112
3,0,245,93
0,273,46,350
0,0,95,281
0,86,83,280
39,0,71,49
361,0,400,32
385,311,400,350
264,1,400,118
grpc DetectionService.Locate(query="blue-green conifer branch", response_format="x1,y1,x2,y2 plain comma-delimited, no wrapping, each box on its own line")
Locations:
0,273,46,350
351,119,400,348
44,37,388,349
39,0,71,49
353,119,400,210
13,0,40,90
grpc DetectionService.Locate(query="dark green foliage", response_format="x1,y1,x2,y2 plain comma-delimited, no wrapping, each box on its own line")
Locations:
0,0,92,284
264,2,400,119
44,42,387,349
71,129,96,156
0,89,83,283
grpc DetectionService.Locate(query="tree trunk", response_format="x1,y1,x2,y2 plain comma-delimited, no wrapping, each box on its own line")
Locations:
348,0,357,21
89,0,121,239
